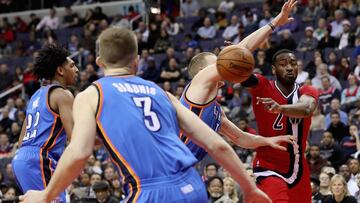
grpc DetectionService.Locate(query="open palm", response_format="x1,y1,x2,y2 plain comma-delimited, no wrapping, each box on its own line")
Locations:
273,0,297,27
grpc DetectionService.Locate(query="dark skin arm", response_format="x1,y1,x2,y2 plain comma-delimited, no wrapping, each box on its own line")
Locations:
17,120,27,147
257,95,317,118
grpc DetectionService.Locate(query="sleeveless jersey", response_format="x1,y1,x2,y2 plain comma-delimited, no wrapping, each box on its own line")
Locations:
21,84,67,161
179,83,222,161
94,76,197,202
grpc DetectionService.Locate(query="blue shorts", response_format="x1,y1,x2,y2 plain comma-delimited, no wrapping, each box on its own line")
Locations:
121,167,208,203
12,146,65,203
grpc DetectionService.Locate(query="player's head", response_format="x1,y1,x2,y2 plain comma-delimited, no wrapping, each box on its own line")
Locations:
96,27,138,74
271,49,297,85
34,43,78,86
188,52,217,78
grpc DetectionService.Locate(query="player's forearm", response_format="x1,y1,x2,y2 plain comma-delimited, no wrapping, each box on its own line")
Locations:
43,145,89,201
235,24,273,52
279,103,313,118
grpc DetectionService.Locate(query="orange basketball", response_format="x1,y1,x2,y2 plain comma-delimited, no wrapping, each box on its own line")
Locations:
216,45,255,83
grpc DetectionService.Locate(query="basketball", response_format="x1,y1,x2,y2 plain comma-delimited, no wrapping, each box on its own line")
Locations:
216,45,255,83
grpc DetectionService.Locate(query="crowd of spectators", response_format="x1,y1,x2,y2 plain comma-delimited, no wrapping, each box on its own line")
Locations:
3,0,360,202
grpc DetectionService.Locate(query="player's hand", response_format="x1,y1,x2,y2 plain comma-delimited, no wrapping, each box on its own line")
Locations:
224,40,233,47
19,190,49,203
272,0,297,27
266,135,297,151
243,188,272,203
256,97,282,114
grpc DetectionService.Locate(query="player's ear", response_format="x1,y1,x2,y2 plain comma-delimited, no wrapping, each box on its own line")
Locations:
56,65,64,77
96,57,106,69
271,65,276,75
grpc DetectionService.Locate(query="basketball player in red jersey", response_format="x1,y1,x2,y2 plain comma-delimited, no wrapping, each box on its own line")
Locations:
226,0,318,202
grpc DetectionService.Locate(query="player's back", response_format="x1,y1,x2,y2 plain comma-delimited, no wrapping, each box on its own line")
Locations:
21,85,67,160
179,83,222,161
94,76,201,198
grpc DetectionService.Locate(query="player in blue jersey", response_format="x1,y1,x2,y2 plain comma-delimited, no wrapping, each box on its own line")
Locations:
179,1,298,161
20,27,271,203
12,44,78,202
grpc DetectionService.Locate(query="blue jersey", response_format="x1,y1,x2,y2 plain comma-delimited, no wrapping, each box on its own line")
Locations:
21,84,67,161
94,76,197,202
179,84,222,161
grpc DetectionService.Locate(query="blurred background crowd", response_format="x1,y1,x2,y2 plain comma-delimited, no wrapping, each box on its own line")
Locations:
2,0,360,202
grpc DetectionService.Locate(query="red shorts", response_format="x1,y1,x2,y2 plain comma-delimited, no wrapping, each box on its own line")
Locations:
257,162,311,203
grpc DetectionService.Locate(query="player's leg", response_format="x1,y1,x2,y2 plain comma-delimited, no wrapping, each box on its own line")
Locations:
288,161,311,203
257,176,289,203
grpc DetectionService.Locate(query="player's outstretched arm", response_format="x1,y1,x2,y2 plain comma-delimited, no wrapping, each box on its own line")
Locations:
257,94,317,118
219,112,295,151
186,64,223,104
167,92,271,203
235,0,297,52
20,87,98,203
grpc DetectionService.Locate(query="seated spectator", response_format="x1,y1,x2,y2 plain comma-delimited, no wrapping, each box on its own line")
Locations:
258,9,273,28
179,47,195,70
196,17,216,40
36,8,59,31
218,0,235,14
311,177,325,203
241,9,258,27
207,176,234,203
313,18,327,41
13,16,28,33
0,133,12,158
302,0,325,23
337,20,355,50
319,172,332,196
296,60,309,84
243,11,258,34
110,175,124,201
340,125,360,159
332,57,351,81
341,74,360,111
215,12,228,30
311,107,326,131
254,50,271,76
111,14,130,29
340,0,358,17
62,6,80,28
354,14,360,37
317,27,337,50
28,13,40,31
92,181,118,203
330,9,345,37
312,63,342,91
180,0,199,17
92,6,108,23
124,5,139,20
237,117,257,135
323,175,357,203
0,64,12,91
231,24,245,44
320,131,345,169
354,55,360,80
327,51,338,72
348,158,360,195
8,122,20,144
223,177,239,203
203,163,219,183
163,16,180,36
278,29,296,50
318,76,341,114
222,15,239,41
72,172,95,200
355,174,360,202
160,47,178,69
134,21,149,43
160,58,181,83
297,26,318,52
326,111,349,143
153,29,170,53
307,144,328,178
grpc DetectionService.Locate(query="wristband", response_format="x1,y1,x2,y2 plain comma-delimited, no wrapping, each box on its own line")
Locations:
268,22,275,31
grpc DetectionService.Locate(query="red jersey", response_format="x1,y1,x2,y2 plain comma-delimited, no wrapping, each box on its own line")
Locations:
249,74,319,187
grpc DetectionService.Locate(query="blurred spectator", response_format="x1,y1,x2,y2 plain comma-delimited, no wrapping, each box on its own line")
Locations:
223,177,239,203
340,125,360,159
180,0,199,17
318,76,341,114
231,24,245,44
124,5,139,20
237,117,257,135
310,107,326,131
222,15,239,41
28,13,40,31
325,98,349,126
341,74,360,111
320,131,345,170
142,57,160,83
160,58,181,82
312,63,342,91
215,12,228,30
323,175,357,203
337,20,355,50
243,11,258,34
160,47,178,69
354,14,360,37
330,9,344,37
204,163,219,183
111,14,130,29
259,10,273,28
340,0,357,17
196,17,216,40
147,22,160,52
332,57,351,81
297,26,318,52
0,108,14,132
217,0,234,14
313,18,327,41
179,47,195,69
110,175,124,201
317,27,337,50
0,64,12,90
207,176,234,203
134,21,149,43
62,6,80,28
278,29,297,50
68,34,80,54
307,144,328,178
326,111,349,143
36,8,60,31
327,51,338,72
8,122,20,144
0,133,12,158
84,9,95,24
348,158,360,195
354,173,360,202
311,177,325,203
92,6,108,23
163,16,180,36
153,29,170,53
13,16,28,33
319,172,332,196
254,50,271,76
103,165,115,183
92,181,118,203
295,60,309,84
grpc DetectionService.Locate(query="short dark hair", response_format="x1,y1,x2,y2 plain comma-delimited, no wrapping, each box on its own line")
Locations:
205,163,219,171
330,110,340,117
33,44,69,80
272,49,294,65
207,176,223,187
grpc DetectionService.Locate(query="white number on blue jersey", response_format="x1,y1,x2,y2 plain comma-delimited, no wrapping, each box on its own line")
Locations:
133,97,161,131
23,111,40,141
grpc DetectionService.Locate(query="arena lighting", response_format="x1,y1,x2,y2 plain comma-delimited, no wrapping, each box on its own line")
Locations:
150,7,160,14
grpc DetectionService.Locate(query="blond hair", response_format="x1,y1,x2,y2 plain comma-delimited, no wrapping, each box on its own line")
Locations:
188,52,216,78
98,27,137,67
330,174,350,197
223,177,239,202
